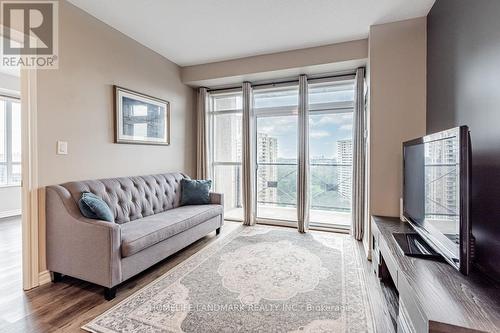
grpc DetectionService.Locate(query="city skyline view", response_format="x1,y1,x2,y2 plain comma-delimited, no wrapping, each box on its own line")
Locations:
257,112,353,160
211,81,355,226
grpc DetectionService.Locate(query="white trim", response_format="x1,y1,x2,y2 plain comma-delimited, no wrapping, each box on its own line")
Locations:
363,236,372,260
38,270,51,285
21,67,39,290
0,209,21,219
2,23,40,291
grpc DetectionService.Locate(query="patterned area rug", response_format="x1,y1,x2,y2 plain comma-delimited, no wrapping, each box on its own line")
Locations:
83,226,374,333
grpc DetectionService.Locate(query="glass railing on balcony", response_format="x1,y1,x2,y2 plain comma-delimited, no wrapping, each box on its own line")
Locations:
215,161,353,227
310,163,352,212
257,162,297,209
256,162,352,226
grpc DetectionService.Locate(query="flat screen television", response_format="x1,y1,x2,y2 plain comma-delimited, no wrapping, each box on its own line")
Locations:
403,126,472,275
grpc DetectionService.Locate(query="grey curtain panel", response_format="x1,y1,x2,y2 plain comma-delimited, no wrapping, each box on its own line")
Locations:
196,87,209,179
352,68,366,241
297,75,310,233
242,82,256,226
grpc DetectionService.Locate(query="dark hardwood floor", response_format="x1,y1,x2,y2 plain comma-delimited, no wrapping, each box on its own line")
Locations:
0,220,392,333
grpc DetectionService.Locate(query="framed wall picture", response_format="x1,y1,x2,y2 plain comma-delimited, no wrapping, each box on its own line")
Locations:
114,85,170,145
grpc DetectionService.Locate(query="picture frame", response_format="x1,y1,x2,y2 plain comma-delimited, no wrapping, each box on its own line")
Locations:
114,85,170,145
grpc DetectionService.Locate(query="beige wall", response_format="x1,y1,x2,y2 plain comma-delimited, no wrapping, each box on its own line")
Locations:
36,1,195,272
37,1,195,186
367,17,427,233
182,39,368,86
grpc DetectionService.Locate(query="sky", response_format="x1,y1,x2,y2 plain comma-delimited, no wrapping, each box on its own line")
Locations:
254,83,354,160
258,112,353,160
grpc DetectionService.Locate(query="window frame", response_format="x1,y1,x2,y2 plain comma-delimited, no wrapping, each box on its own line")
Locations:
253,83,299,118
308,78,355,114
208,88,243,165
0,95,21,187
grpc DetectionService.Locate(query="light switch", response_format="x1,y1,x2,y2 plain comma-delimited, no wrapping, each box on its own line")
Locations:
57,141,68,155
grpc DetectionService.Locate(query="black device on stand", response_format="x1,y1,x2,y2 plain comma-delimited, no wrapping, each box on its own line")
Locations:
392,232,442,260
398,126,472,274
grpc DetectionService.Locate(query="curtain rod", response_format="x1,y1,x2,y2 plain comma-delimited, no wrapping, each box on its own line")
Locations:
206,70,361,93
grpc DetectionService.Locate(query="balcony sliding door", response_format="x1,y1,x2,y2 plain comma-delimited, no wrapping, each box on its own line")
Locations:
254,85,299,224
308,79,355,229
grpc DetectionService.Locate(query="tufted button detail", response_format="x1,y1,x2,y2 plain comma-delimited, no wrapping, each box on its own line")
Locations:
69,172,187,224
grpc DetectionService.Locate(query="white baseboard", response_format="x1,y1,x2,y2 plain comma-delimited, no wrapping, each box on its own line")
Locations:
363,236,372,260
0,209,21,219
38,270,52,285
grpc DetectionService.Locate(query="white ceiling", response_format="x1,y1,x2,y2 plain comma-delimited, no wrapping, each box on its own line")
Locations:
67,0,435,66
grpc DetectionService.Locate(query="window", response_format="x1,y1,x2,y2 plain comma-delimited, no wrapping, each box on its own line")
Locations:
208,91,243,220
205,75,357,229
0,97,21,186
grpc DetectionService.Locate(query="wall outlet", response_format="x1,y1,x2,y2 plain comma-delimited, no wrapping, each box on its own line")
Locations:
57,141,68,155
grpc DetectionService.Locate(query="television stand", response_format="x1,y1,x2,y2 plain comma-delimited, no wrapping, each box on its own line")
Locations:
371,216,500,333
392,232,442,260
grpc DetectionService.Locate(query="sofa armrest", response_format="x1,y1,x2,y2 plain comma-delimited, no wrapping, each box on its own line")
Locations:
209,192,224,206
45,185,122,288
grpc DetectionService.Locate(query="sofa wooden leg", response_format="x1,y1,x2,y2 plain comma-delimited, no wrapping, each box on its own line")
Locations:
216,227,221,235
51,272,63,283
104,287,117,301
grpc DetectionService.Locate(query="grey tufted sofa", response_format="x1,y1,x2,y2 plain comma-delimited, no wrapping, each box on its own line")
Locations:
45,172,223,300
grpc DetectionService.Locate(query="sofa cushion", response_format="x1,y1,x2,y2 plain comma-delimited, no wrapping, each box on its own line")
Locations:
180,179,212,205
78,192,114,222
120,204,223,257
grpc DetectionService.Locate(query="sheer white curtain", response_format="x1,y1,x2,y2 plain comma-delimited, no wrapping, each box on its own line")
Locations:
242,82,256,226
196,87,209,179
352,68,366,240
297,75,310,233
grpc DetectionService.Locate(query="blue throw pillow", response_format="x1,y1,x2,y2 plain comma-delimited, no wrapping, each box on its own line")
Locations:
181,179,212,205
78,192,114,222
